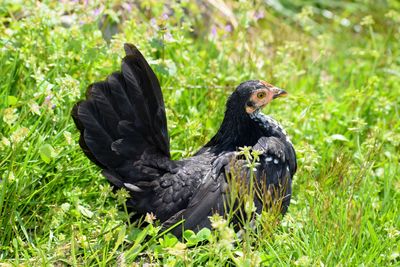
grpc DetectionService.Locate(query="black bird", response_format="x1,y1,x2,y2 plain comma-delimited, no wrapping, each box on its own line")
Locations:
72,44,296,233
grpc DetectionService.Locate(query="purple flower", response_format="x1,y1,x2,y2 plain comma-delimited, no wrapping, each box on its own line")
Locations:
224,24,232,33
162,13,169,20
164,32,173,42
150,18,158,29
45,95,52,102
211,25,217,37
93,8,101,17
254,10,265,20
122,3,132,12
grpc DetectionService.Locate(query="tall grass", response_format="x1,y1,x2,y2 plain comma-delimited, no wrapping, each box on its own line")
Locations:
1,0,399,265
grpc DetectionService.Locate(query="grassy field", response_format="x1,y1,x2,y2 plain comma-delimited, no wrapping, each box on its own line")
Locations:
1,0,399,266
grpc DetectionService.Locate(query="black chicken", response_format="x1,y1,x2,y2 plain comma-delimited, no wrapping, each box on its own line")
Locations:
72,44,296,234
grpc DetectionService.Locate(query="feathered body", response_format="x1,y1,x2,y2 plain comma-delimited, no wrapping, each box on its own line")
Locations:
72,44,296,233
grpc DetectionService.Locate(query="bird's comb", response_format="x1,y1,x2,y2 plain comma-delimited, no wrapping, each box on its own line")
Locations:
260,80,274,88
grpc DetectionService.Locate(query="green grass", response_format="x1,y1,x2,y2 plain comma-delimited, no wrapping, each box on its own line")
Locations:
1,0,399,265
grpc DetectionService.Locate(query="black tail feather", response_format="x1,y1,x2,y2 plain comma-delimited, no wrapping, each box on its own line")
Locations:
72,102,107,168
77,100,124,168
71,43,171,180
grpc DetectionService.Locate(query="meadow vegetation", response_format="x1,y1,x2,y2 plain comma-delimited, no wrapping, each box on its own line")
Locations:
0,0,399,265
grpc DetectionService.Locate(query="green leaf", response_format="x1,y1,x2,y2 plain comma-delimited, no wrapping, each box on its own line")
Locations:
328,134,349,142
161,233,178,248
125,226,150,262
113,225,126,252
39,144,57,164
166,60,177,76
77,205,94,218
183,229,195,241
196,228,211,241
7,96,18,106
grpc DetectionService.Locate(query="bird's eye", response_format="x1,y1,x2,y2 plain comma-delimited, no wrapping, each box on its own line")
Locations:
257,92,266,99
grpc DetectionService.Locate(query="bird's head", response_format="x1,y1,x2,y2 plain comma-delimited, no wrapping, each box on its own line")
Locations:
203,80,288,152
227,80,287,115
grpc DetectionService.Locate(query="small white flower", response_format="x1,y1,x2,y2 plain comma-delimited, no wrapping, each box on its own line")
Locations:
1,137,11,148
3,108,18,125
29,101,41,115
10,127,29,144
61,203,71,212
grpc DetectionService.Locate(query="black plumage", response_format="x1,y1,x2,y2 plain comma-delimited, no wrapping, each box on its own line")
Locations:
72,44,297,234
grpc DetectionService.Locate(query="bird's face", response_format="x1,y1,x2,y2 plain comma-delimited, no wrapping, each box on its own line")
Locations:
233,80,287,115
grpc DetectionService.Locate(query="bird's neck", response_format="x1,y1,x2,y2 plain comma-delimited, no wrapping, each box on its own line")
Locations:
202,111,267,154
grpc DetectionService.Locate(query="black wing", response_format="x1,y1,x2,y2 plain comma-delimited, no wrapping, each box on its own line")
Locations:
252,136,295,214
162,171,227,235
163,136,296,234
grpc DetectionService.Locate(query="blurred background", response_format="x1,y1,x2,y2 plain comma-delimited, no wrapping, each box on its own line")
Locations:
0,0,399,265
